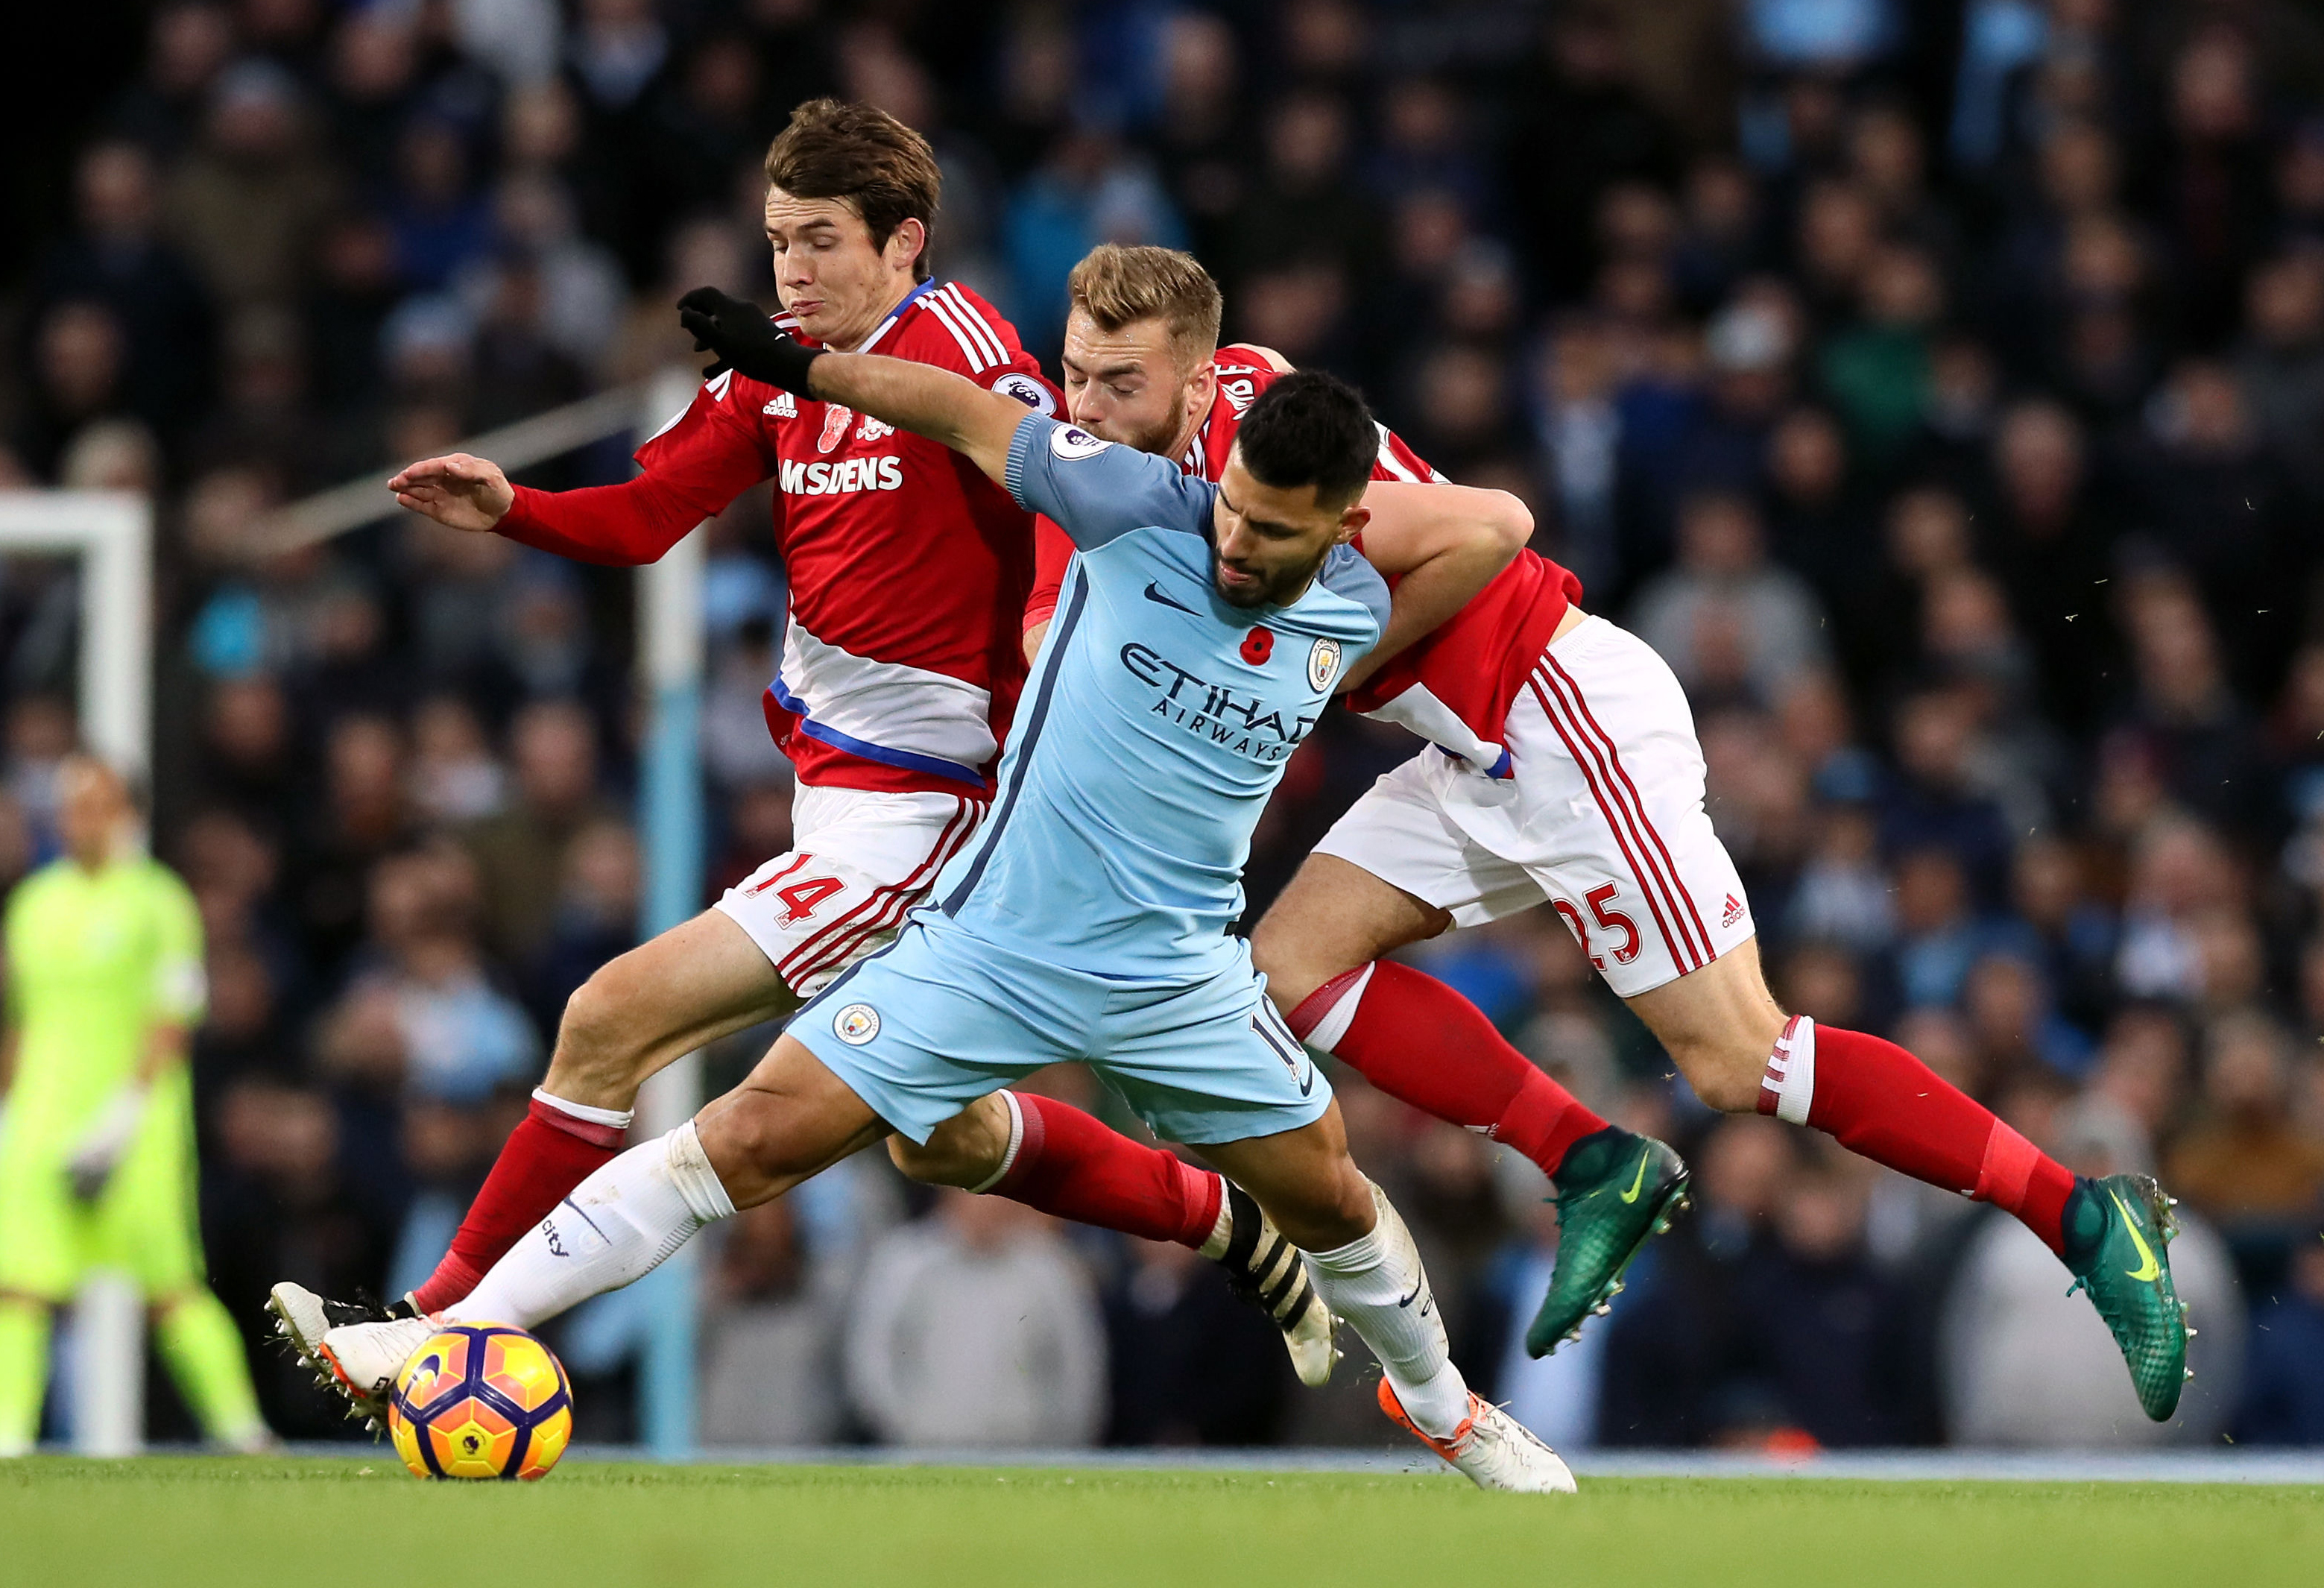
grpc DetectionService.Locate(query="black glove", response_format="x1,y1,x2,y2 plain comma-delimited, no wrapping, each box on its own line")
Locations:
675,287,823,395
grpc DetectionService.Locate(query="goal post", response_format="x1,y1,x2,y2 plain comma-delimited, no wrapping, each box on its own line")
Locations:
0,491,153,778
0,488,154,1455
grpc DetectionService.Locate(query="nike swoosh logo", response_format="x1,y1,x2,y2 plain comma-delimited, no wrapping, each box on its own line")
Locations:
2112,1190,2162,1282
1396,1281,1424,1308
1143,581,1196,614
1297,1067,1314,1097
1617,1148,1652,1205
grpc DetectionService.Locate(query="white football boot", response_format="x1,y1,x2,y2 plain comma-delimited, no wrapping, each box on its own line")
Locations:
1378,1380,1579,1494
315,1315,439,1431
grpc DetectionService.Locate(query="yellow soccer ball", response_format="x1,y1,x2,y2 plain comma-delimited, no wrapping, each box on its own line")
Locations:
387,1323,574,1481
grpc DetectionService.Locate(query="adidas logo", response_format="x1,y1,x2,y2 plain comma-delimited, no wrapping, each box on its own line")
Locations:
763,392,797,418
1722,894,1745,928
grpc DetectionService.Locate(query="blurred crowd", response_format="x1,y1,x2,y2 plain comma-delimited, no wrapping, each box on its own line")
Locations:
7,0,2324,1451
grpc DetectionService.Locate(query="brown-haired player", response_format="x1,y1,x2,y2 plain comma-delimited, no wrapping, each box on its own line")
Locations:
271,106,1522,1414
1021,244,2193,1431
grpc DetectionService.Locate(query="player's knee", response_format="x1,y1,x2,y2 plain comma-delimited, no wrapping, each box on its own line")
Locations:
554,969,654,1091
708,1090,812,1181
1668,1037,1769,1114
1246,924,1328,1012
892,1096,1011,1188
886,1132,976,1187
1267,1158,1375,1251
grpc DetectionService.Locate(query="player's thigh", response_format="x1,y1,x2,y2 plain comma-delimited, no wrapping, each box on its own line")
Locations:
1511,617,1758,999
1248,854,1449,1009
886,1091,1015,1188
1194,1103,1374,1252
785,919,1090,1156
1267,757,1542,1005
695,1034,893,1208
0,1151,78,1303
1094,955,1360,1246
96,1089,207,1296
549,909,796,1100
712,787,984,1001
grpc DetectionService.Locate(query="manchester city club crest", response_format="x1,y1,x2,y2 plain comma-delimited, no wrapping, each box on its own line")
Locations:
1308,637,1342,692
833,1003,881,1045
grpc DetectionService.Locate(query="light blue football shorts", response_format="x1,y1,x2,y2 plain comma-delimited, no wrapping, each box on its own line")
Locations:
786,913,1330,1146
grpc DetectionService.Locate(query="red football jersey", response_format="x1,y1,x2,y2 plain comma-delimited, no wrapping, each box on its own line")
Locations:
499,280,1056,795
1020,344,1580,767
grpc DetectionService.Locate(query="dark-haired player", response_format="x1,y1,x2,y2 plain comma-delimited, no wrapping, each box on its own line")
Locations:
271,102,1338,1394
1024,244,2192,1424
318,324,1577,1490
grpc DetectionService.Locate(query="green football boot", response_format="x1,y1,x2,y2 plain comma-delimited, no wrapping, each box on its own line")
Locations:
1523,1127,1689,1358
2062,1173,2193,1422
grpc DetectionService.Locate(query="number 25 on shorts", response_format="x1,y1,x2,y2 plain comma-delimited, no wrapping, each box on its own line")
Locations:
1552,883,1640,971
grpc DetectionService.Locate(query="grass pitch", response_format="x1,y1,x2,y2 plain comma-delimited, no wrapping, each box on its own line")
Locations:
4,1457,2319,1587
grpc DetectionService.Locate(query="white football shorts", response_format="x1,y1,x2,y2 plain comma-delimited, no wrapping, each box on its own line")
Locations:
715,785,985,998
1315,615,1754,998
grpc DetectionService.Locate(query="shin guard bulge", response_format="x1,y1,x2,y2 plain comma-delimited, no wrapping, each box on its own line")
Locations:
982,1091,1224,1247
409,1091,632,1314
1758,1016,2074,1253
449,1122,733,1330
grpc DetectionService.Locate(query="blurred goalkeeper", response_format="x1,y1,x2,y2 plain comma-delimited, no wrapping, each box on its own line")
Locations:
0,757,268,1455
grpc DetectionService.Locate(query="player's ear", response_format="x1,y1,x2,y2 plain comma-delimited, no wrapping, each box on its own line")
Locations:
887,216,927,273
1334,501,1371,544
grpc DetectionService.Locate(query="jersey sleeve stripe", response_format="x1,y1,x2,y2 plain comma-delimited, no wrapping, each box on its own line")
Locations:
921,289,997,371
1372,423,1424,482
933,284,1009,370
937,284,1009,368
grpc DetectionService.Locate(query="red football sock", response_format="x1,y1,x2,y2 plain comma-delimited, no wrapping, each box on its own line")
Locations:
989,1092,1222,1247
1286,960,1608,1182
1758,1018,2076,1254
408,1096,628,1314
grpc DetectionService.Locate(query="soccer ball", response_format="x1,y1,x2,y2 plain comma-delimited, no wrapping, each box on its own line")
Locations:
388,1322,573,1481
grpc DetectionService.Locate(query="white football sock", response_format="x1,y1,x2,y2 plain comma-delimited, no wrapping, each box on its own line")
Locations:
448,1123,736,1329
1304,1182,1471,1439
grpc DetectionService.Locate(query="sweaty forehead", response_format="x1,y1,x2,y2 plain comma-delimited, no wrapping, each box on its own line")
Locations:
763,189,862,232
1063,310,1178,375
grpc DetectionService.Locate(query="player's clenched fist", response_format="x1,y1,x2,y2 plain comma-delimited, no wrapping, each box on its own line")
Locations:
676,286,822,394
388,453,516,533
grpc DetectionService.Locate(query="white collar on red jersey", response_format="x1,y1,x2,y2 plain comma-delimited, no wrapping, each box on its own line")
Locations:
778,278,941,354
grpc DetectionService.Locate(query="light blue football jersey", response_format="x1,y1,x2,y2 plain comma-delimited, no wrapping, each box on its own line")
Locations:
930,413,1390,980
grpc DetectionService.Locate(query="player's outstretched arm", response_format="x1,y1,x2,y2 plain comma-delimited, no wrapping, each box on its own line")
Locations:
388,453,515,532
803,353,1026,483
678,286,1024,483
1341,480,1530,691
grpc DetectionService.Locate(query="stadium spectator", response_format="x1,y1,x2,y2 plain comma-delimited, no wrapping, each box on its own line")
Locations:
845,1190,1107,1449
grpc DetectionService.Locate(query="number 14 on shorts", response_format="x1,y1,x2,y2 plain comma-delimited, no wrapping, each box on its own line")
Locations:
750,863,847,924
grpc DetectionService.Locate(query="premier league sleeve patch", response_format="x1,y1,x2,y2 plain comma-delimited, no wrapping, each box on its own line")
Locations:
1049,424,1111,460
991,371,1058,415
1308,637,1342,692
833,1003,882,1045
